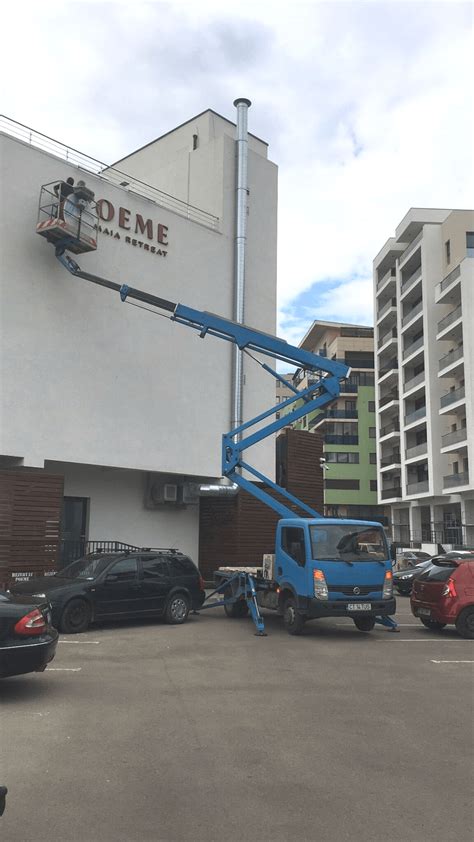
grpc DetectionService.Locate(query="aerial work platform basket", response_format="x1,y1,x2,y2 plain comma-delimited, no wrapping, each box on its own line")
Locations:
36,180,98,254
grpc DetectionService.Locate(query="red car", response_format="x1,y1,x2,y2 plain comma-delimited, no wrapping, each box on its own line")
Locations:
411,552,474,638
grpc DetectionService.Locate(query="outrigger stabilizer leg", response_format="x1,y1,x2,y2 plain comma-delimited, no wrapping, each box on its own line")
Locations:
199,571,267,636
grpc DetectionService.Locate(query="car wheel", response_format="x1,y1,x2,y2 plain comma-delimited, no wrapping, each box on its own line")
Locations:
455,607,474,639
165,593,190,625
283,597,305,636
224,600,249,618
420,618,446,631
59,599,91,634
353,617,376,632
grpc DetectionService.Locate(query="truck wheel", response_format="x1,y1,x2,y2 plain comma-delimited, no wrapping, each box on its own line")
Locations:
59,599,91,634
224,600,249,618
353,617,376,632
283,597,305,635
455,607,474,639
420,619,446,631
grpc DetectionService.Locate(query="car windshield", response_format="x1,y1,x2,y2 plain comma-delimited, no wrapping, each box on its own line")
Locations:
310,524,388,562
58,554,119,580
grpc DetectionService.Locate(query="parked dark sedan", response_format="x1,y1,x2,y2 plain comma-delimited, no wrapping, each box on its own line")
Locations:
0,592,58,678
10,550,206,634
393,558,434,595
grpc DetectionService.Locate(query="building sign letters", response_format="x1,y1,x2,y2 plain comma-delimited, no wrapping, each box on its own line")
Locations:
96,199,169,257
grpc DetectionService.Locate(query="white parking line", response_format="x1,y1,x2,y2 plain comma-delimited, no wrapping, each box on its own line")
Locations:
58,640,100,644
431,660,474,664
381,639,473,643
46,667,82,672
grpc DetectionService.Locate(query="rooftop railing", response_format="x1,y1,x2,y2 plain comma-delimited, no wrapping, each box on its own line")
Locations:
0,114,220,231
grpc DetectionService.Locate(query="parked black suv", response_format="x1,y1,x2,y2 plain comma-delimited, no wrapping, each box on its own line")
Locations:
10,550,206,634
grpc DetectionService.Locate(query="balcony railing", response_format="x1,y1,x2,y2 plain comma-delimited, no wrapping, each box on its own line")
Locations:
401,266,422,295
406,480,429,495
402,299,423,326
325,435,359,445
380,453,401,467
443,471,470,489
403,335,424,360
377,268,396,289
379,361,398,379
380,391,399,408
377,297,397,320
380,421,400,437
438,345,464,372
378,328,398,349
405,442,428,460
399,230,423,264
404,370,425,393
437,304,462,334
309,410,358,428
404,406,426,426
438,264,461,294
340,383,358,393
381,486,402,500
441,428,468,448
440,386,465,409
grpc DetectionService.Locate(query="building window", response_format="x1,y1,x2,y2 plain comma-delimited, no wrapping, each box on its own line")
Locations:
370,480,378,492
445,240,451,264
369,427,376,438
345,400,357,412
325,479,360,490
467,232,474,255
369,452,377,464
368,401,375,413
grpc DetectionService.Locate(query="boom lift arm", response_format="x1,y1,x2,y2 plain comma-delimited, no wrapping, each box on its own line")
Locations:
55,249,350,519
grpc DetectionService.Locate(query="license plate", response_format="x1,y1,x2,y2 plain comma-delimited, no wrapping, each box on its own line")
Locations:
418,607,431,617
347,603,371,611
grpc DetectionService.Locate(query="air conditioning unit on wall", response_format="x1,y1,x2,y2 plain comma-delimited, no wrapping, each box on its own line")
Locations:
144,476,199,509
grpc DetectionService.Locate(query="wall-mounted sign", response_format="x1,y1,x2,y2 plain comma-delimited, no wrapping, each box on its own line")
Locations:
96,200,169,257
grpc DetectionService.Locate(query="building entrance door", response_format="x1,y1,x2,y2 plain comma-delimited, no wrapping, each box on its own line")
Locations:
60,497,88,566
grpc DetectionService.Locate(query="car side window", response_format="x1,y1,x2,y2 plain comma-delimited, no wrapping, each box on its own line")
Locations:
141,556,170,579
281,527,306,567
169,557,196,577
107,557,138,581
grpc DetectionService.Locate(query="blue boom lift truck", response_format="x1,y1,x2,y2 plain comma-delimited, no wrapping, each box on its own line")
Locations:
37,184,395,636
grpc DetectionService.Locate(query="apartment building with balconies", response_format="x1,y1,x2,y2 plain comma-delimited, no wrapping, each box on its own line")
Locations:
374,208,474,548
291,321,389,525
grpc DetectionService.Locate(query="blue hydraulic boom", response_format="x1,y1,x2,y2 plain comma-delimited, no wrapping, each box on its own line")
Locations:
54,246,353,635
55,249,350,520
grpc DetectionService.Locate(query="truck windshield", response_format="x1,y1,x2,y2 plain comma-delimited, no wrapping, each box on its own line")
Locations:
310,525,388,562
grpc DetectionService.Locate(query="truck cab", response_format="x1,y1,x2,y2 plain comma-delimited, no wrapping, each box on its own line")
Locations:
273,518,395,634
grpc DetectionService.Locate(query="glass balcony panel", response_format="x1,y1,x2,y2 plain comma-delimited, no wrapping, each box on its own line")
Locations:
443,471,470,488
440,386,465,408
403,335,424,359
437,304,462,334
405,442,428,460
441,428,467,447
406,481,429,495
404,406,426,425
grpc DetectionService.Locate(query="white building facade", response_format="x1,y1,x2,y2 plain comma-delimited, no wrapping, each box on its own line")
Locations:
0,108,277,566
373,208,474,551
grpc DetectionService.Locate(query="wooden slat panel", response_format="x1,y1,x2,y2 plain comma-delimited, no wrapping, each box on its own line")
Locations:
0,470,64,585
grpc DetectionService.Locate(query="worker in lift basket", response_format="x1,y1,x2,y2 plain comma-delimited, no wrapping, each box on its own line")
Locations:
53,177,74,220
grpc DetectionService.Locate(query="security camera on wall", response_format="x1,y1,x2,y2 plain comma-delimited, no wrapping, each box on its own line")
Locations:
320,457,330,472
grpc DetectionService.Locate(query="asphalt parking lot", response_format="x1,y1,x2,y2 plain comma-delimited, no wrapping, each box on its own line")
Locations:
1,599,473,842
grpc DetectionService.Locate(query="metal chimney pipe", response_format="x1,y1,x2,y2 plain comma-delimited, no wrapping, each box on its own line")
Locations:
232,97,251,439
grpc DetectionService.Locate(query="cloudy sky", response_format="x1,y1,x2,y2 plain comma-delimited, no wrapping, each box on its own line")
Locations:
2,0,473,344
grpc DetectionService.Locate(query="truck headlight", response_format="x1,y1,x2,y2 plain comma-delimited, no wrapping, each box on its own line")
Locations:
313,569,328,600
382,571,393,599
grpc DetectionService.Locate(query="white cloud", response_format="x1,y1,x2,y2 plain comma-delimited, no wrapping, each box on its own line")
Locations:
2,1,473,344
